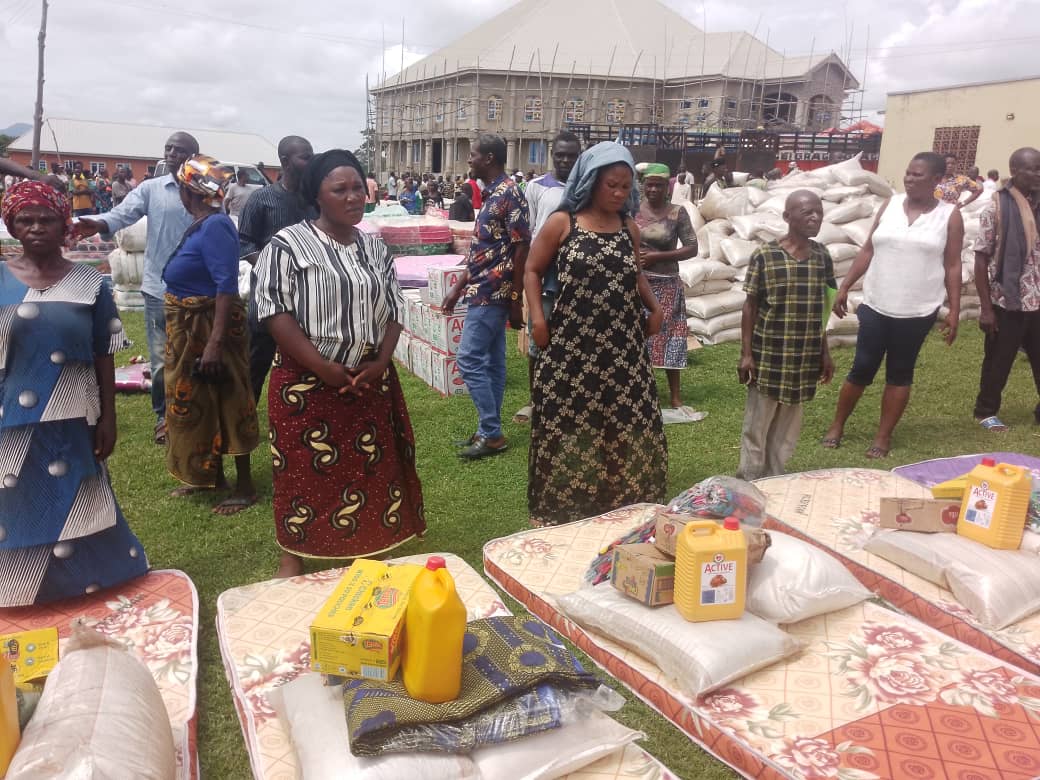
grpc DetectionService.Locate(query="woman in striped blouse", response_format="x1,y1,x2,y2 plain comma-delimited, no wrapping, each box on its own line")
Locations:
254,150,426,578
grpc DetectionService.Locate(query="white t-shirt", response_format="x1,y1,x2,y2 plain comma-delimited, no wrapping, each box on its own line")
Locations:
863,194,955,318
671,180,692,204
983,179,999,195
224,183,261,217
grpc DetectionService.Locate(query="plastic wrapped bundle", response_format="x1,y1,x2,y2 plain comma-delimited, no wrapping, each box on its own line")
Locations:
6,623,176,780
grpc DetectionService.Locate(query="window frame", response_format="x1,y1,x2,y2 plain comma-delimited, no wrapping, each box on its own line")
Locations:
524,96,543,123
487,96,502,121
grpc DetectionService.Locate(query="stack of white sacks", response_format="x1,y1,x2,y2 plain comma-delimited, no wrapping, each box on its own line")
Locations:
677,153,986,348
107,218,147,312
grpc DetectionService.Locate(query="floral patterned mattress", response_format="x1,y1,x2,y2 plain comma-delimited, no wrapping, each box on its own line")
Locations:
0,569,199,779
756,468,1040,676
483,505,1040,780
215,552,677,780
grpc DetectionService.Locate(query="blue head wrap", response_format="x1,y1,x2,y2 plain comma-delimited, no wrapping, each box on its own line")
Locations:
558,142,640,216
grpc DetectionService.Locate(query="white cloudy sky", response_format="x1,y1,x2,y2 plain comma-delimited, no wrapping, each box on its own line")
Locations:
0,0,1036,151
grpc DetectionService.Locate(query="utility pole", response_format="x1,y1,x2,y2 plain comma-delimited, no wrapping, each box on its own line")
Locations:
31,0,49,170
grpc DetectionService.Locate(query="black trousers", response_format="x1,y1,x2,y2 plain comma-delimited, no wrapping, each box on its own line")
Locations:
973,305,1040,419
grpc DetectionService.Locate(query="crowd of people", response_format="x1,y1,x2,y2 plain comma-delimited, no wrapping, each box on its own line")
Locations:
1,126,1037,610
1,160,138,217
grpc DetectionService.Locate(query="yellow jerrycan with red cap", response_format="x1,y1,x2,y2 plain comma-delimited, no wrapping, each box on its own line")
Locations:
956,457,1031,550
673,517,747,622
402,556,467,703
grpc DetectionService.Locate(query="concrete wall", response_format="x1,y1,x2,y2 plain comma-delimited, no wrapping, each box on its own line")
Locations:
878,79,1040,187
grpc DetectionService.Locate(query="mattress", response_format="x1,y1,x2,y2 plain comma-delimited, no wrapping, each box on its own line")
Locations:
483,505,1040,780
215,552,677,780
756,468,1040,676
0,569,199,779
393,253,465,287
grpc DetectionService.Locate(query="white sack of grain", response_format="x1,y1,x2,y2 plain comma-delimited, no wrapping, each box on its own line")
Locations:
822,184,870,202
815,222,849,245
841,217,874,246
678,258,736,286
686,309,744,337
685,289,747,320
685,279,735,296
720,237,759,268
699,183,751,221
826,243,860,265
825,197,875,225
681,200,706,232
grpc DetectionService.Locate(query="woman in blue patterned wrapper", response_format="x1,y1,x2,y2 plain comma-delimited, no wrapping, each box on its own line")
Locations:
0,181,148,607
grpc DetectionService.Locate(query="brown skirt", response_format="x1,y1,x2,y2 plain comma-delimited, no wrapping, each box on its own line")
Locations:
164,294,259,487
268,351,426,559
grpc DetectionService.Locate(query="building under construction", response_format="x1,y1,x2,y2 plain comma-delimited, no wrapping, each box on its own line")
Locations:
371,0,865,178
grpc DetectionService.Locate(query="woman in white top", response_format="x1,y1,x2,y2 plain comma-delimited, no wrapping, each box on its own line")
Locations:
821,152,964,458
254,150,426,578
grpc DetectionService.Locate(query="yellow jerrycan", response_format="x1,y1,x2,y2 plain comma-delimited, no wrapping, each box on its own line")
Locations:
674,517,747,622
403,556,467,703
0,661,18,776
957,458,1031,550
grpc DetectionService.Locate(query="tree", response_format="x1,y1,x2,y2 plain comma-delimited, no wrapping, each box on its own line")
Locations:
0,134,14,157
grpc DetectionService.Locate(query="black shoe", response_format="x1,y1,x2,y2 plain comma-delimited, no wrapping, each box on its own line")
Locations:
453,434,478,448
459,436,508,460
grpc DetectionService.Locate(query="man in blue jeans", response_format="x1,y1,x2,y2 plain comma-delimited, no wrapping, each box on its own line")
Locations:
73,132,198,444
442,134,530,459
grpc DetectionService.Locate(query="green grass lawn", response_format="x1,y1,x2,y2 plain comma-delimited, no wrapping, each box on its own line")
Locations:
108,312,1040,779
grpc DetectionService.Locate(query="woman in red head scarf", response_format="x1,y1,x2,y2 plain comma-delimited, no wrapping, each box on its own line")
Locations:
0,181,148,606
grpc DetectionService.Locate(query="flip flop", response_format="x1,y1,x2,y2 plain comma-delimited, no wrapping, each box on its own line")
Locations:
154,419,167,446
820,436,842,449
170,485,216,498
978,415,1009,432
213,494,258,516
865,445,890,459
512,405,533,424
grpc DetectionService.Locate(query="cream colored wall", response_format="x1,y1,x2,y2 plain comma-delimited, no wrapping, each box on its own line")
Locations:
879,79,1040,187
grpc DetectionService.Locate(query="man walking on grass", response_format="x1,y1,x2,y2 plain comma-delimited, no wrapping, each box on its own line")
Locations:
973,146,1040,432
443,134,530,459
737,190,835,480
238,135,315,404
74,131,198,446
512,130,580,423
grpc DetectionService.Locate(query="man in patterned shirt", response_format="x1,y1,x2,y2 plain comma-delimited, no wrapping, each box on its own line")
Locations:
935,154,983,208
443,134,530,459
737,190,835,480
973,146,1040,431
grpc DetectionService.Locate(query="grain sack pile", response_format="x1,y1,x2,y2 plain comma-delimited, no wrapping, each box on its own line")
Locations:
108,219,147,312
682,152,985,349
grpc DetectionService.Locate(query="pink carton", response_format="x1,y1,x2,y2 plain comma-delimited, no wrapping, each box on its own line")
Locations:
428,265,467,303
430,348,468,396
428,309,466,355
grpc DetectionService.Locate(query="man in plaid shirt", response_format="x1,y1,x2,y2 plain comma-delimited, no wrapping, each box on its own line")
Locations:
737,190,835,480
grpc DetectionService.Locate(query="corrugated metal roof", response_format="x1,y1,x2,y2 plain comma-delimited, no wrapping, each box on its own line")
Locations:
375,0,855,89
8,118,280,166
887,75,1040,96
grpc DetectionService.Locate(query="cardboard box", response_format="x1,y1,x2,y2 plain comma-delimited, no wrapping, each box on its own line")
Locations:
1,628,59,685
430,348,469,396
610,543,675,606
408,339,431,385
310,559,422,680
393,331,411,369
880,497,961,533
428,309,466,355
0,662,17,777
653,512,695,557
407,298,425,342
428,265,467,303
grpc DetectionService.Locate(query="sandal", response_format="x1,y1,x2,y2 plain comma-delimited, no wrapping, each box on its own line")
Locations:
865,445,890,459
820,436,842,449
154,419,167,446
213,494,258,516
978,415,1009,432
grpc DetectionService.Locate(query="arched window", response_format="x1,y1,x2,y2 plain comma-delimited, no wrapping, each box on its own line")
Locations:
807,95,836,130
524,97,543,122
487,96,503,121
762,92,798,124
564,98,585,123
606,99,626,124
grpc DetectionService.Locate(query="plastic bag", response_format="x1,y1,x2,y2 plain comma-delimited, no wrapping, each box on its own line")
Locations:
6,622,176,780
668,476,767,524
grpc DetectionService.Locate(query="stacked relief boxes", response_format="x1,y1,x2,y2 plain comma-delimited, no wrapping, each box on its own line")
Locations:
395,264,469,396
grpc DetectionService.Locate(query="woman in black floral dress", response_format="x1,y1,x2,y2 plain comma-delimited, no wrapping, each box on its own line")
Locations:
524,142,668,526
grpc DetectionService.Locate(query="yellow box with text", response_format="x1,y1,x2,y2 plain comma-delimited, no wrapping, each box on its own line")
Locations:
310,559,422,681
